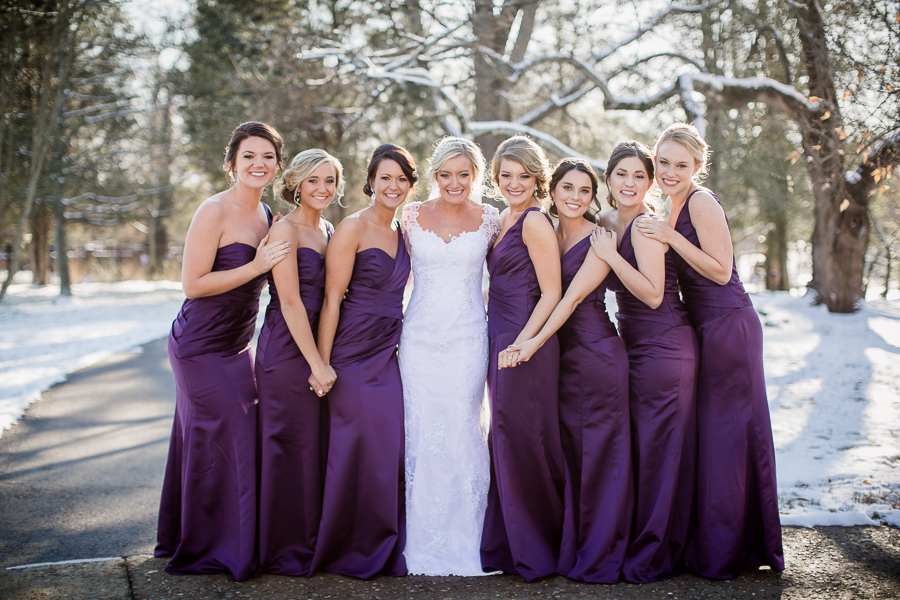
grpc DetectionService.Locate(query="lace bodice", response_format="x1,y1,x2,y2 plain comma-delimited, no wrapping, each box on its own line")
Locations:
398,200,499,576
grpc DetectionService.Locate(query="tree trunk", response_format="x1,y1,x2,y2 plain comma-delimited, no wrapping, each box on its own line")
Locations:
764,205,789,290
149,92,174,277
30,203,51,286
52,196,71,295
472,0,512,161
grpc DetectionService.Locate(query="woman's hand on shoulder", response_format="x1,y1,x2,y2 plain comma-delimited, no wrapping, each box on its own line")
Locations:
636,213,675,245
251,227,292,275
589,225,617,262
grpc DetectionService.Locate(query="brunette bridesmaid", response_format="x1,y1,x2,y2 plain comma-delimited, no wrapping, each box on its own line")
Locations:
638,123,783,578
589,141,698,583
255,149,343,576
156,122,290,580
505,158,632,583
309,143,416,579
483,136,565,581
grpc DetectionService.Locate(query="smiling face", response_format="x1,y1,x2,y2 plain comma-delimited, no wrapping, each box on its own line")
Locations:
436,154,475,205
370,158,413,211
655,140,701,197
297,161,337,210
607,156,651,209
234,136,278,190
497,159,536,207
552,169,594,220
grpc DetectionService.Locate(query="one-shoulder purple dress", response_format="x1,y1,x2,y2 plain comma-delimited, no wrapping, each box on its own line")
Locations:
156,239,269,581
556,236,633,583
481,207,565,582
606,214,698,584
255,223,333,576
673,190,783,578
310,226,410,580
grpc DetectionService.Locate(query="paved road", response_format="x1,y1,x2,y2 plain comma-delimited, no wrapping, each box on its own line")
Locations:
0,338,898,599
0,338,172,567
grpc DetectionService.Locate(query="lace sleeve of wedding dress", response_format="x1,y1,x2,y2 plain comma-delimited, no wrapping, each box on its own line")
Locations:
400,202,420,234
482,204,501,244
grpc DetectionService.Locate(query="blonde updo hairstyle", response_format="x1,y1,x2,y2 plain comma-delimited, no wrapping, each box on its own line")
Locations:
274,148,345,207
653,122,710,183
489,135,552,207
426,136,486,201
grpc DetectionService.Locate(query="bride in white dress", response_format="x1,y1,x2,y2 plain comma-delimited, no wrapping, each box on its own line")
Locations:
399,137,500,576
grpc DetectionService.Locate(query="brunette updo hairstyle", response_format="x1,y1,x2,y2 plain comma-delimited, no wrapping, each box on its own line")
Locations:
362,143,418,198
548,158,601,223
223,121,284,183
489,136,551,207
275,149,345,207
654,122,710,182
604,141,655,209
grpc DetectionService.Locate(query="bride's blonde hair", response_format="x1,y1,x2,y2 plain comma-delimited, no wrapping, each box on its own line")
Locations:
425,136,486,202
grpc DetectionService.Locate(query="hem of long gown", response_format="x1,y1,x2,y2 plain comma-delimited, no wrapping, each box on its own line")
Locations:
685,555,785,580
406,567,499,577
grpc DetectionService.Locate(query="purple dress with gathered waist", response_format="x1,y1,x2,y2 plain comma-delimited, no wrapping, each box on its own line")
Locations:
673,190,784,578
606,213,698,583
556,236,633,583
156,218,271,581
310,225,410,580
481,207,565,582
255,223,333,577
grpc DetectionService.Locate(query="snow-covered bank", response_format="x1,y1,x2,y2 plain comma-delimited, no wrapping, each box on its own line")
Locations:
0,281,186,436
756,292,900,528
0,282,898,527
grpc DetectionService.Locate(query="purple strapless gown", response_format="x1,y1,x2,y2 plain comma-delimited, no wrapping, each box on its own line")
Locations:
481,207,565,582
310,226,410,580
255,224,333,577
156,242,267,581
673,190,784,578
606,213,698,583
556,236,633,583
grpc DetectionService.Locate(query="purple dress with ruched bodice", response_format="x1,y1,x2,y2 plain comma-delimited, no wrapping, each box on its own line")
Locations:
673,190,784,578
481,207,565,582
255,223,334,577
156,229,270,581
555,236,633,583
310,225,410,580
605,213,698,583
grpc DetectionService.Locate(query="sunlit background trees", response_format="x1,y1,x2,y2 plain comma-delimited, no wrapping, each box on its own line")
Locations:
1,0,898,311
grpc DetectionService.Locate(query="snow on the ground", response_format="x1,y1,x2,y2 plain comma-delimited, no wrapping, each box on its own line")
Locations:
0,281,186,435
0,281,898,527
755,292,900,528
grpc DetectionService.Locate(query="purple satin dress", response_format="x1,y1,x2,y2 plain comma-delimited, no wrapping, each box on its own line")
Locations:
556,236,633,583
481,207,565,582
255,223,333,576
310,226,410,580
673,190,784,578
156,236,269,580
606,213,698,584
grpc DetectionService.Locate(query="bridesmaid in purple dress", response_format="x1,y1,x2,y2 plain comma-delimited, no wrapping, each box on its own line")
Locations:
637,123,783,578
589,141,698,583
309,144,416,579
255,149,344,576
483,136,565,581
505,158,632,583
156,122,291,580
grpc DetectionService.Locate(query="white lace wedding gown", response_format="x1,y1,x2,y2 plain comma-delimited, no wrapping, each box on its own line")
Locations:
398,201,500,576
